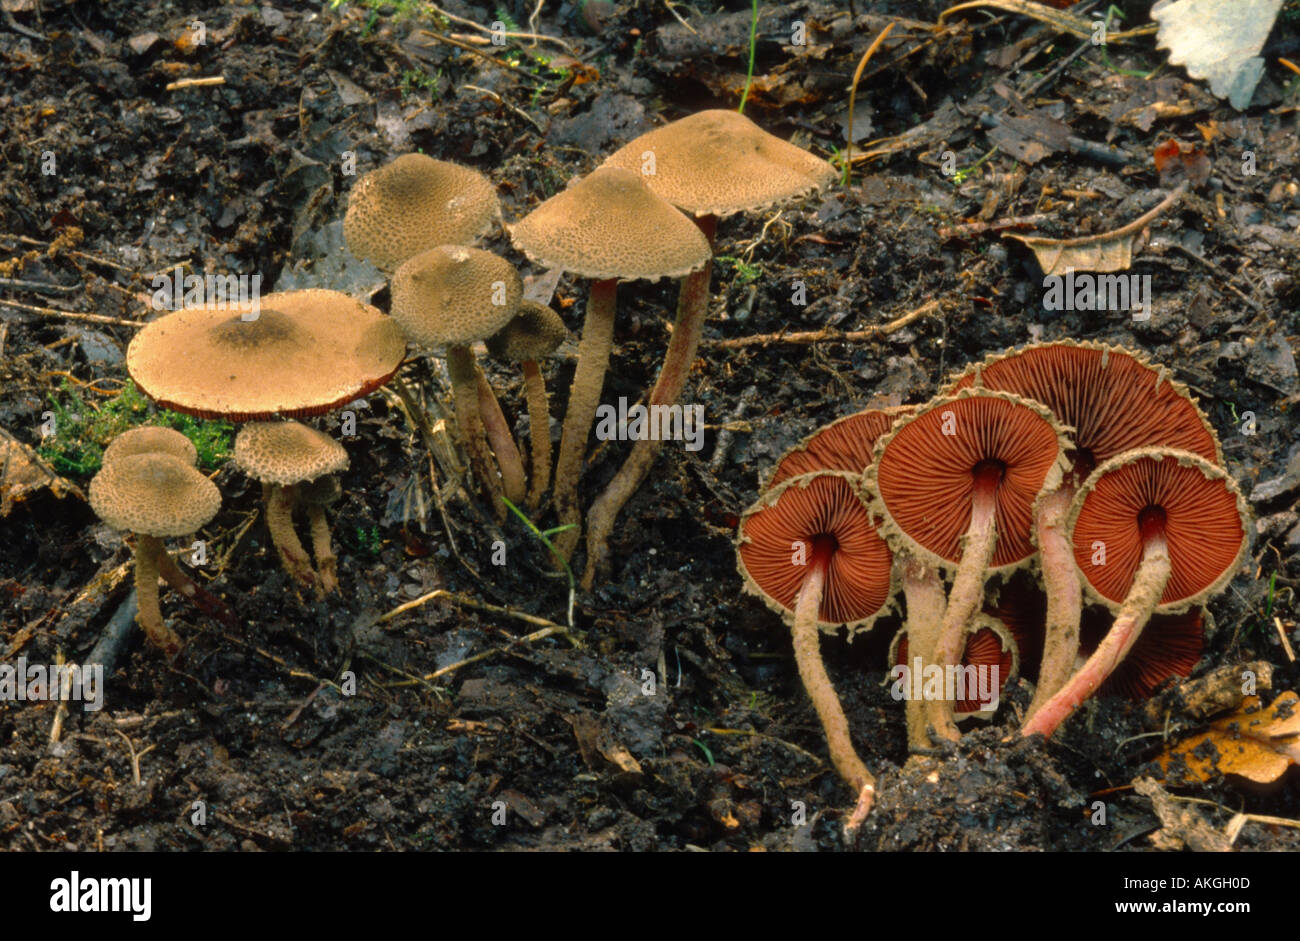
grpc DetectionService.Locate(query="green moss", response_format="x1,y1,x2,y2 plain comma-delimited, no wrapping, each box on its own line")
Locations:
38,380,233,476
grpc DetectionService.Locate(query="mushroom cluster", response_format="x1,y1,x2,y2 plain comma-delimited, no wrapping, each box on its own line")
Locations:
736,340,1250,819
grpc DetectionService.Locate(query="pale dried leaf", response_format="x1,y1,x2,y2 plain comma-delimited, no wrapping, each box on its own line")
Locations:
1152,0,1284,110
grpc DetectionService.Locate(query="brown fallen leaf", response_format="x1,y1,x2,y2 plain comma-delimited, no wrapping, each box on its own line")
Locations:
1003,183,1187,275
0,426,84,517
1160,691,1300,785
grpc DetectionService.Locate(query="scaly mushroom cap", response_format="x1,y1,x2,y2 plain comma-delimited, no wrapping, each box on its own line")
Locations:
945,340,1221,478
736,471,894,636
1080,606,1205,700
601,109,837,218
234,421,348,487
765,406,909,490
486,299,567,363
89,452,221,538
507,167,712,282
390,246,522,348
891,615,1018,715
103,426,198,467
1068,447,1249,613
864,389,1070,573
127,290,406,421
343,153,500,271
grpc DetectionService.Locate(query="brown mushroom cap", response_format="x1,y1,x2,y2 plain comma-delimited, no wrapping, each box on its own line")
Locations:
390,246,522,348
343,153,500,271
127,290,406,421
765,407,910,490
736,471,894,636
234,421,348,487
892,615,1018,715
486,299,567,363
1068,447,1249,612
89,452,221,537
507,166,712,282
601,109,837,218
865,389,1069,572
103,426,197,467
945,340,1221,476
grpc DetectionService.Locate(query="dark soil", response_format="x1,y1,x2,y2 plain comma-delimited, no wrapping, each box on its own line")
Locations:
1,0,1298,852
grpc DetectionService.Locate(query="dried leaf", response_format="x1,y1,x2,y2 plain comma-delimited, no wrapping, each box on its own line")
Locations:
1160,691,1300,785
939,0,1153,43
1003,184,1186,275
0,427,85,517
1152,0,1284,110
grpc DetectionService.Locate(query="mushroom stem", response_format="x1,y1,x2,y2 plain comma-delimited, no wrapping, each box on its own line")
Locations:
552,278,618,563
1024,486,1082,722
581,215,717,588
791,540,876,828
474,360,527,507
133,535,182,655
1022,528,1172,740
927,466,1002,743
447,343,506,521
157,548,236,628
266,483,316,588
899,555,947,752
306,502,339,596
521,359,552,511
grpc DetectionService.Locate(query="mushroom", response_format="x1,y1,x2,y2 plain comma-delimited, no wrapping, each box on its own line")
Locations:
585,110,837,586
88,452,222,655
891,614,1017,720
508,166,711,561
126,290,406,421
486,299,568,510
736,470,894,830
1022,448,1248,739
300,475,344,595
103,425,198,467
945,341,1220,720
390,245,526,518
234,421,349,592
764,406,909,490
864,388,1069,744
343,153,501,272
1081,606,1204,701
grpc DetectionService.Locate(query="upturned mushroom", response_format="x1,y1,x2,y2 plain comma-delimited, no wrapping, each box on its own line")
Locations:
764,406,909,490
486,299,567,510
1022,448,1248,739
343,153,501,272
508,166,711,561
103,425,198,467
736,470,894,830
891,614,1017,720
864,388,1069,744
390,245,525,518
234,421,348,593
88,452,222,655
585,110,837,585
945,340,1220,721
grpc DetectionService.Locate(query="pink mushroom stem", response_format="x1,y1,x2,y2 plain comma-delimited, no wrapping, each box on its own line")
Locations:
1024,485,1082,721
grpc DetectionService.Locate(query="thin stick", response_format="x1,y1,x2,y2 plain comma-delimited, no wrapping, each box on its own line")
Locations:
375,587,581,647
414,30,550,86
699,298,938,349
1275,616,1296,663
459,84,545,134
0,297,141,328
425,2,575,53
165,76,226,91
844,22,895,186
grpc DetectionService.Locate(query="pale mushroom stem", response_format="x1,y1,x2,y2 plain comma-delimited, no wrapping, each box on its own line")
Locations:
926,464,1002,743
133,535,182,655
1023,524,1172,740
266,483,316,588
899,555,947,752
552,278,618,563
306,502,339,596
521,359,552,511
581,215,717,589
1024,485,1082,721
446,343,505,521
791,540,876,831
474,360,527,507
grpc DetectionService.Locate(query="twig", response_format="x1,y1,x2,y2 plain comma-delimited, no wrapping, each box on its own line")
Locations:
938,213,1050,238
1276,617,1296,663
709,385,757,472
0,276,81,295
844,22,896,185
165,76,226,91
84,589,140,677
459,84,545,134
424,624,570,682
414,29,549,86
700,299,939,349
0,297,141,328
425,2,575,53
664,0,698,35
113,729,156,786
375,588,580,646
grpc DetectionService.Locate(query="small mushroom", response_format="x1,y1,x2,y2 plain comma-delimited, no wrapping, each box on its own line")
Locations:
1022,448,1248,739
864,388,1069,744
763,406,909,490
88,452,222,655
586,110,837,586
736,471,894,830
946,340,1220,722
390,245,525,518
103,425,198,467
891,615,1018,720
508,166,711,562
486,300,567,510
343,153,501,272
234,421,348,592
300,475,344,595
